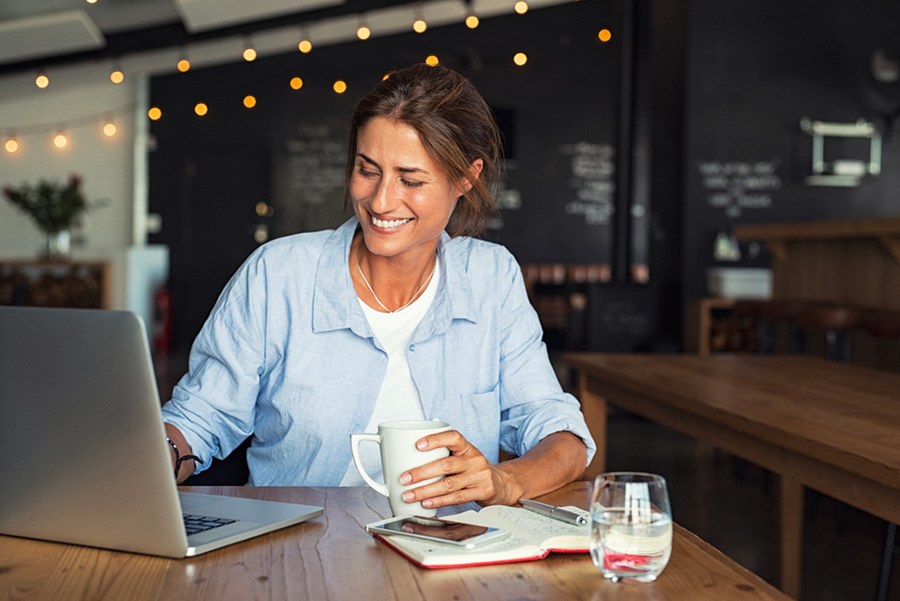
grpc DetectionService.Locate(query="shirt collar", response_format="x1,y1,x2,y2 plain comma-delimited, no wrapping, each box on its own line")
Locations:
312,216,478,335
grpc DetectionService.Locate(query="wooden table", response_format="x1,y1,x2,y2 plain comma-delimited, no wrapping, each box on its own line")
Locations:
564,352,900,599
0,484,789,601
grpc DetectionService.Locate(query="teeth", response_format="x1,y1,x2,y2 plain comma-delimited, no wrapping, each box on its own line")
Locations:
372,216,411,229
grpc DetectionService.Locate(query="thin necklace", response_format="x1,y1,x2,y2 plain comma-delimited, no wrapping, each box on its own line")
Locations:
356,253,436,313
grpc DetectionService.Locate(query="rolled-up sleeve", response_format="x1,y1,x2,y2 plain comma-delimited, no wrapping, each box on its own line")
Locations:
495,256,596,466
160,257,265,472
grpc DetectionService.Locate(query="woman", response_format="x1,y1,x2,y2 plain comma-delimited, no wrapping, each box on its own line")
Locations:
162,63,595,510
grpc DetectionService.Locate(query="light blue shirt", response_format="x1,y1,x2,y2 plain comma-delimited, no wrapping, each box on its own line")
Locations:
161,216,596,485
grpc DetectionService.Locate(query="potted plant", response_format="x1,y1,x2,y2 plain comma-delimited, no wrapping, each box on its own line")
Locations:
2,175,104,260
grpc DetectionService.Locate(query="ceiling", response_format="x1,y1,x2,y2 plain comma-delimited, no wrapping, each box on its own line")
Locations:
0,0,401,73
0,0,569,91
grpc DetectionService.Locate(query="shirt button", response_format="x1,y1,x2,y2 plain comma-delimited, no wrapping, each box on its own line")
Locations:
409,344,416,352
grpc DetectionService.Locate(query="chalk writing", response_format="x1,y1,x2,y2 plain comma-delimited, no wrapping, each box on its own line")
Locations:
561,142,616,225
697,159,781,218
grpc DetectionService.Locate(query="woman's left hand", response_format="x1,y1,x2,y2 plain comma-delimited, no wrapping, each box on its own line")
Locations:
398,430,519,509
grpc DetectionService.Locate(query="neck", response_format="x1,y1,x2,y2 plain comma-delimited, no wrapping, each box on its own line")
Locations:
353,237,436,313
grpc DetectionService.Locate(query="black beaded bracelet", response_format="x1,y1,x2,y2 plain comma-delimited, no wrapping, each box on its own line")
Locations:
166,436,200,480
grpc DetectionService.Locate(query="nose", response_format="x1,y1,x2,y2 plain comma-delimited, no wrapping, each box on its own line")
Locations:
369,178,397,214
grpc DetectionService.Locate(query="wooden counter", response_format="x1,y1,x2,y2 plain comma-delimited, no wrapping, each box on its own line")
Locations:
733,216,900,308
733,217,900,368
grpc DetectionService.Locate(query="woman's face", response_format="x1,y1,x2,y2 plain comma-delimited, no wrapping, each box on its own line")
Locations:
350,116,468,262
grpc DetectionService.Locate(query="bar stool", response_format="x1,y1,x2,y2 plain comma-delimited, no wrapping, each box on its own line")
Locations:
861,309,900,601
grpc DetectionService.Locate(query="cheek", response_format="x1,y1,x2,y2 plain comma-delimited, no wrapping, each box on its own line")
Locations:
349,176,373,203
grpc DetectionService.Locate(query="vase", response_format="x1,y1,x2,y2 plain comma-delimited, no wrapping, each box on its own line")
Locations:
43,230,71,260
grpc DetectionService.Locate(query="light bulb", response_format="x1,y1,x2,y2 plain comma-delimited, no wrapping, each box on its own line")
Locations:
243,95,257,109
53,132,68,149
35,71,50,89
177,57,191,73
4,137,19,154
466,15,480,29
110,67,125,84
413,18,427,33
515,1,528,15
243,44,257,62
357,25,371,40
290,77,304,90
298,39,313,54
194,102,208,116
513,52,528,66
333,80,347,94
598,28,612,42
148,107,163,121
425,55,440,67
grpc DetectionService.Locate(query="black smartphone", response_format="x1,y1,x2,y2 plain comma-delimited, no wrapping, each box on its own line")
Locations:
366,515,510,548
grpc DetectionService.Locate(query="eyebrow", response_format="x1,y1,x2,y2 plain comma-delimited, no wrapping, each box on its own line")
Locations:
357,152,428,175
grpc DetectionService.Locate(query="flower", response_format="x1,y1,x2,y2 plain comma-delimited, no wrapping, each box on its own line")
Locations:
2,175,104,234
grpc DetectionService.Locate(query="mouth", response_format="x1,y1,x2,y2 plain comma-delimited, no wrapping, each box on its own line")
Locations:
370,215,413,230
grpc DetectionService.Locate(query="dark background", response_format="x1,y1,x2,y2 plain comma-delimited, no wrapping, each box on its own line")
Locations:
148,0,900,355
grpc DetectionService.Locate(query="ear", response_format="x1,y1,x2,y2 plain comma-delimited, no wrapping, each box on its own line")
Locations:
459,158,484,194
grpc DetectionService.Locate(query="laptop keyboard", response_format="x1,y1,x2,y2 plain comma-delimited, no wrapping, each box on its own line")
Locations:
183,513,237,536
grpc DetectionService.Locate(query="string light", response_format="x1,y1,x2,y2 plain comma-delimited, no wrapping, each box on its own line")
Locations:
333,80,348,94
194,102,209,117
242,38,257,62
425,55,440,66
35,70,50,89
177,49,191,73
598,28,612,42
297,24,313,54
148,106,163,121
243,95,257,109
513,52,528,66
102,119,118,137
514,1,528,15
289,76,304,90
464,0,479,28
109,64,125,84
53,130,69,149
413,8,428,34
356,18,371,41
4,135,19,154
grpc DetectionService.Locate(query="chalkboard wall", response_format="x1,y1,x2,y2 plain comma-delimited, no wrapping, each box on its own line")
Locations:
683,0,900,298
148,1,639,348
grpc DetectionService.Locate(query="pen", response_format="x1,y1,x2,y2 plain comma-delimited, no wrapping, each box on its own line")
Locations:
518,498,588,527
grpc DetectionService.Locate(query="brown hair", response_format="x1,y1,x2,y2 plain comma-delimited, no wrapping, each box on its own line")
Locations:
344,63,503,238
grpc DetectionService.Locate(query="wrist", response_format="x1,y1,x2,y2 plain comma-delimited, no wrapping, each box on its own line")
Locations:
165,436,199,480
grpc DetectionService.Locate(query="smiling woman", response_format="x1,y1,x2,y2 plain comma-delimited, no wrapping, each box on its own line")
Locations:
160,63,595,511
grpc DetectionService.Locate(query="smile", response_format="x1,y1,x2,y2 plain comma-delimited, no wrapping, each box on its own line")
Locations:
371,216,412,229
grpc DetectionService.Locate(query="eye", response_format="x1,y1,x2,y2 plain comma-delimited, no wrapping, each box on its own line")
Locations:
356,164,380,179
400,178,424,188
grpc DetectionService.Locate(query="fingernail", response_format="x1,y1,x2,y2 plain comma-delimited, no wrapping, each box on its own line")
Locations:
399,473,412,484
402,491,414,502
422,499,433,508
416,440,427,449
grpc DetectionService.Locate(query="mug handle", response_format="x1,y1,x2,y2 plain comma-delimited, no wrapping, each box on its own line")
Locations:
350,433,388,496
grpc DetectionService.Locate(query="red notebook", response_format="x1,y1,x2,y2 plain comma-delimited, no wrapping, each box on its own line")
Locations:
369,505,589,569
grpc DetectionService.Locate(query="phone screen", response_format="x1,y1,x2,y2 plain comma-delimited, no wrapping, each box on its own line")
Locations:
369,516,508,548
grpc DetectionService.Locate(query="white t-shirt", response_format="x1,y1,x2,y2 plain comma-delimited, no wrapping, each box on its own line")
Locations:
339,260,441,485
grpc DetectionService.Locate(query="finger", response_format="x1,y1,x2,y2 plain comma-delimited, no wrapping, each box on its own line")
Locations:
415,429,467,453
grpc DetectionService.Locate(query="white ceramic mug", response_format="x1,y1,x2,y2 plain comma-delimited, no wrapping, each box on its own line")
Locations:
350,419,451,517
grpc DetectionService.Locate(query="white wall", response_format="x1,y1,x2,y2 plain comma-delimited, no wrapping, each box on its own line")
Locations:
0,78,139,309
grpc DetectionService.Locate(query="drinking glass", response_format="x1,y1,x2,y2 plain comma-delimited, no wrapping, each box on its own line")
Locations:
590,472,673,582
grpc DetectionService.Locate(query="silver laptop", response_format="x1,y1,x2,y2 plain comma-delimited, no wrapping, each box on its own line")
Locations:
0,305,322,558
